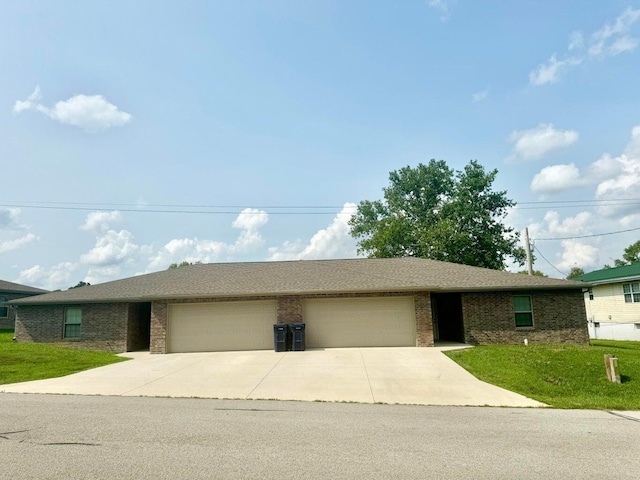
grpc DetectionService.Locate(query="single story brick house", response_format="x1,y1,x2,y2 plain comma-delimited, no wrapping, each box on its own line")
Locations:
575,263,640,341
1,280,48,330
11,258,589,353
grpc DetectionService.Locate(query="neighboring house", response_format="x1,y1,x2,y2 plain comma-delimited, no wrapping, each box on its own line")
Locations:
11,258,589,353
0,280,48,330
575,264,640,341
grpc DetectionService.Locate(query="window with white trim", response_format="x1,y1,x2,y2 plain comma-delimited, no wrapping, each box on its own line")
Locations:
64,307,82,339
513,295,533,328
0,296,8,318
623,283,640,303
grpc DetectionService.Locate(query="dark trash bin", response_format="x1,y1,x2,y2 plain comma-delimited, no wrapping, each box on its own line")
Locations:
289,323,306,351
273,324,289,352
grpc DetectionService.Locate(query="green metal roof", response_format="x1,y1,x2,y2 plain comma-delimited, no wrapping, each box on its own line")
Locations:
575,263,640,283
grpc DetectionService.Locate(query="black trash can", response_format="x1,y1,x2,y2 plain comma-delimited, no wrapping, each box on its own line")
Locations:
273,324,289,352
289,323,306,351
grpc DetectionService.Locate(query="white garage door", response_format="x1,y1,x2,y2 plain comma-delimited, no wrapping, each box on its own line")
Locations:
303,297,416,348
167,300,277,353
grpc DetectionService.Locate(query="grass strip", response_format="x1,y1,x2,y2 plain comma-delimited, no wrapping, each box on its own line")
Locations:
445,340,640,409
0,330,128,385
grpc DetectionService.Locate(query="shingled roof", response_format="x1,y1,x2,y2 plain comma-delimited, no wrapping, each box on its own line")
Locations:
10,258,584,306
0,279,48,295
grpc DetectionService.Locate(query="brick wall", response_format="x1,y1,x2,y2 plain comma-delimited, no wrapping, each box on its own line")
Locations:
462,289,589,345
1,292,43,330
414,292,434,347
150,301,168,354
277,296,303,324
15,303,130,352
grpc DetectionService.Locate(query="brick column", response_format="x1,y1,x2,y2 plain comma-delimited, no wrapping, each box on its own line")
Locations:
415,292,434,347
150,301,167,354
277,296,303,324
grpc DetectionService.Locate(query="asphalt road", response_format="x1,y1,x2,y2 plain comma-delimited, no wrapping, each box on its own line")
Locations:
0,394,639,480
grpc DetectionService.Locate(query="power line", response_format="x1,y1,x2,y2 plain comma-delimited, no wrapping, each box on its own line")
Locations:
534,226,640,241
0,204,351,215
1,197,639,211
533,244,567,277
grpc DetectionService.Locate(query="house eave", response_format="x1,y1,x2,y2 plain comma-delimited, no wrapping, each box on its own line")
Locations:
9,283,584,306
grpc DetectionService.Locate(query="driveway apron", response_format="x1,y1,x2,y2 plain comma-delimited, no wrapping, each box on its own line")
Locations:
1,346,544,407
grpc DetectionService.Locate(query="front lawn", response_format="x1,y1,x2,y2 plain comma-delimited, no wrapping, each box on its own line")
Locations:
0,329,129,385
445,340,640,409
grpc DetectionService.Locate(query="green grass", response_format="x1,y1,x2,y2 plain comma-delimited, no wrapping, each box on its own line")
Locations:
445,340,640,410
0,329,129,385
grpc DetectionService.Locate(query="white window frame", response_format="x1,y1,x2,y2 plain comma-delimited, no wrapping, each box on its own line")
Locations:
623,283,640,303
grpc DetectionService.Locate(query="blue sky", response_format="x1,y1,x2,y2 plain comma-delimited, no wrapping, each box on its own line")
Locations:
2,0,640,289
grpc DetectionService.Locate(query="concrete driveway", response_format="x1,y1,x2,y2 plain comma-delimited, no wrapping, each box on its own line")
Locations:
1,346,544,407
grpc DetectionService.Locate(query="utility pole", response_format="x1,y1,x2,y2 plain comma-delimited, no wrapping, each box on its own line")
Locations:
524,227,533,275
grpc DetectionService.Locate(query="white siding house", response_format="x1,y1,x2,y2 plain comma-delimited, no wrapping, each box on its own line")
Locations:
577,264,640,341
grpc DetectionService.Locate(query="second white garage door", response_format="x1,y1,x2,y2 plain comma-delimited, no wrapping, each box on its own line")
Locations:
303,297,416,348
167,300,276,353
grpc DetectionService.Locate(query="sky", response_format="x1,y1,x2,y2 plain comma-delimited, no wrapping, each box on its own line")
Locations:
1,0,640,290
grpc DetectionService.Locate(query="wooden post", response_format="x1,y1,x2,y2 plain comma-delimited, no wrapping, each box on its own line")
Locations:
604,354,621,384
524,228,533,276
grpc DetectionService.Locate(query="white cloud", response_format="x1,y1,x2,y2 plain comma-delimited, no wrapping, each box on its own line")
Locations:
232,208,269,251
544,211,593,237
146,208,270,271
529,125,640,203
13,86,132,132
426,0,456,21
13,85,42,113
525,212,599,274
80,229,141,267
530,8,640,86
589,7,640,57
268,203,359,261
0,208,22,229
556,239,599,272
472,89,488,102
0,233,38,253
16,262,77,291
530,163,582,195
529,54,582,86
507,123,579,162
80,211,123,234
568,31,584,51
84,265,128,286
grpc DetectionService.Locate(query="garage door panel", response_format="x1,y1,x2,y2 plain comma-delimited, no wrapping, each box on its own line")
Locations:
168,301,276,353
303,297,416,348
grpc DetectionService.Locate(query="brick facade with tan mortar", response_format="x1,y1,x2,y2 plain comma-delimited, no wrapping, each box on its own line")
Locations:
16,289,586,353
15,303,130,351
462,289,589,345
1,292,43,330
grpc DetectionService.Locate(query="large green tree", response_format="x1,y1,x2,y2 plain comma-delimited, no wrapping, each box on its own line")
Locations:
612,240,640,267
349,159,525,270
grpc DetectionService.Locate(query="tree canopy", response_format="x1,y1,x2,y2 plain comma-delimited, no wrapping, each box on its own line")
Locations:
68,281,91,289
604,240,640,268
565,267,585,280
518,270,548,277
349,159,525,270
168,260,202,269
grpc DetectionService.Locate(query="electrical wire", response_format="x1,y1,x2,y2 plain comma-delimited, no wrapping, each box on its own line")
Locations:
534,226,640,241
533,244,567,277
